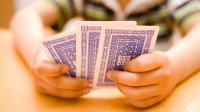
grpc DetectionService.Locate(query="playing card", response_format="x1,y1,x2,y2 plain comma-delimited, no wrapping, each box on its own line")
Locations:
40,31,77,77
76,21,137,81
93,26,159,87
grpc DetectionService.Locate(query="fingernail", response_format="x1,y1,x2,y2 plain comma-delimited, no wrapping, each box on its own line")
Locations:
107,71,112,79
83,88,91,94
62,65,70,73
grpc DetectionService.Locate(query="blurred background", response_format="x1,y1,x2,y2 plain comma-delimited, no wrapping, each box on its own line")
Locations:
0,0,175,50
0,0,33,28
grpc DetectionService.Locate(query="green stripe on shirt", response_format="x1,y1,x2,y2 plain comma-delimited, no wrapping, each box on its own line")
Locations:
173,1,200,33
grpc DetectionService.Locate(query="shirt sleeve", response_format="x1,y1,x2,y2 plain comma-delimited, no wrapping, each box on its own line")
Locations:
168,0,200,34
46,0,77,31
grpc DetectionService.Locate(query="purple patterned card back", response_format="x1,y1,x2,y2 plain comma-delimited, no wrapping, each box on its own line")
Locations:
41,31,77,77
94,26,159,87
76,21,137,81
80,26,101,81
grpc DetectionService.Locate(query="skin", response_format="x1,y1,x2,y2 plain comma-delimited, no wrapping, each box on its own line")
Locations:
10,0,200,108
107,23,200,108
10,1,91,98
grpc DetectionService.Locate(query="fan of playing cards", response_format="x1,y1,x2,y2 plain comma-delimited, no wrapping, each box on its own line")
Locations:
40,21,159,88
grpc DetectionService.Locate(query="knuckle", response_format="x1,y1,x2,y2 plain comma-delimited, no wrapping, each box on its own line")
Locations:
41,77,58,89
29,55,42,74
70,79,85,89
34,81,51,95
163,68,173,78
135,59,144,67
54,65,63,73
35,65,43,74
31,62,44,75
129,75,141,86
67,78,85,90
73,82,84,89
155,51,169,63
162,55,169,64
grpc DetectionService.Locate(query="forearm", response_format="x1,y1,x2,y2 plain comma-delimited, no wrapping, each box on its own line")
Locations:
10,8,45,66
10,1,58,66
167,23,200,84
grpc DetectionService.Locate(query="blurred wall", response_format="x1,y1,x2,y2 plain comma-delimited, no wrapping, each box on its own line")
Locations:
0,0,15,28
14,0,34,10
0,0,34,28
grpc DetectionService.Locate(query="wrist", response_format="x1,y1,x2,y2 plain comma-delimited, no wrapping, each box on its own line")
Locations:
28,44,42,70
165,50,183,85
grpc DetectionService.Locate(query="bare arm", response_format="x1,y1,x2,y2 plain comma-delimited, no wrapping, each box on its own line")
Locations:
107,23,200,108
167,23,200,84
10,0,91,98
10,0,58,66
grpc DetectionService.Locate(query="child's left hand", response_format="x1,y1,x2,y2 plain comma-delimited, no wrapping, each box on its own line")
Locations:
107,51,178,108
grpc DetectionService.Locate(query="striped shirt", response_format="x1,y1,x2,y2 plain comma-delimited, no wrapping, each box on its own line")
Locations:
46,0,200,37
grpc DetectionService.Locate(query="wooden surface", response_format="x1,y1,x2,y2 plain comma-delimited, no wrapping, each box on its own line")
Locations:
1,28,200,112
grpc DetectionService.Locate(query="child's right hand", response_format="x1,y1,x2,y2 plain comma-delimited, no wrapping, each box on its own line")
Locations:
30,51,91,98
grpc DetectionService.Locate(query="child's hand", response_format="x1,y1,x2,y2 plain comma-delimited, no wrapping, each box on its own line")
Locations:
30,51,91,98
107,51,178,108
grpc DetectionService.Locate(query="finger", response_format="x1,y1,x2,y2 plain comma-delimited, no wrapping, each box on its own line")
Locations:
124,51,168,72
39,75,90,90
34,61,70,76
35,77,91,98
128,96,164,108
117,84,160,100
35,82,51,95
107,70,162,86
